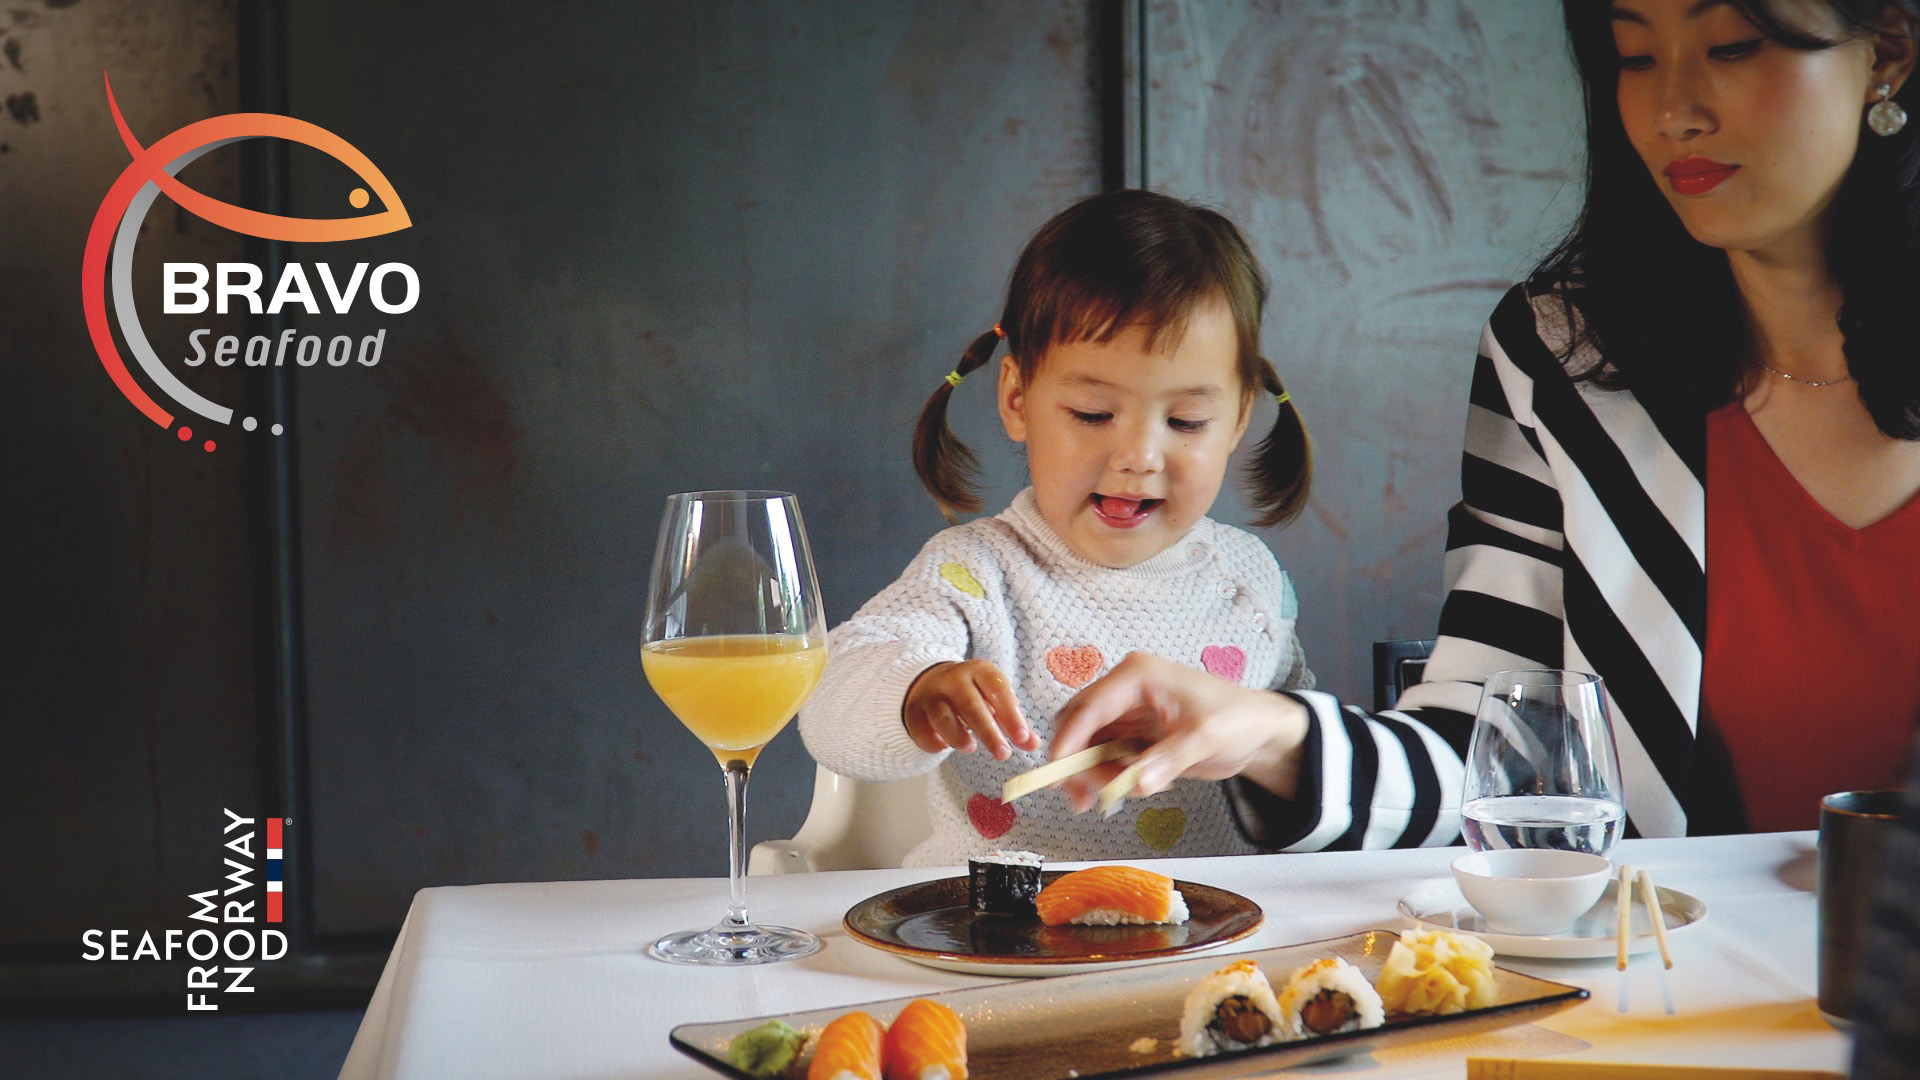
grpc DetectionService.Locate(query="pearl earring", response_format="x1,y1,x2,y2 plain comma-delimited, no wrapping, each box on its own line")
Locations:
1868,83,1908,137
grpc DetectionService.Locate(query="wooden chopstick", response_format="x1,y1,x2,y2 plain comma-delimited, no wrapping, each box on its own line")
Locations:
1097,758,1147,816
1467,1059,1844,1080
1616,863,1634,971
1638,867,1675,970
1000,739,1145,803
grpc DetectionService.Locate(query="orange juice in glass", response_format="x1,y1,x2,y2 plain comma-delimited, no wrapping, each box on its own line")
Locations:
641,633,826,768
642,491,827,966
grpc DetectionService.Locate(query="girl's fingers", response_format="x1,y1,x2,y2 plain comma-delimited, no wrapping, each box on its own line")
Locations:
974,671,1034,750
932,704,976,753
904,710,946,755
952,681,1011,760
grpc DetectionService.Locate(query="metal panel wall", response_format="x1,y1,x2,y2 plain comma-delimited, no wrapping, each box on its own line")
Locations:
283,1,1106,934
1144,0,1585,693
0,1,259,949
5,0,1591,963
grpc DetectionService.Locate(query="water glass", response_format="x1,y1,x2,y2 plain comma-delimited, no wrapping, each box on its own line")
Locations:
1461,669,1625,858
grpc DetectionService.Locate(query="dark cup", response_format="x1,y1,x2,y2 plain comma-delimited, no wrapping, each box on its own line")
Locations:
1818,790,1902,1026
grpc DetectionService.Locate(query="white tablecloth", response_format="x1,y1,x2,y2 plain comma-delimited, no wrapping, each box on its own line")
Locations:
338,832,1846,1079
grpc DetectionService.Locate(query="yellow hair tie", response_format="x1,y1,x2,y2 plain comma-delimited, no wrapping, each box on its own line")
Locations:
1274,390,1291,406
945,371,965,388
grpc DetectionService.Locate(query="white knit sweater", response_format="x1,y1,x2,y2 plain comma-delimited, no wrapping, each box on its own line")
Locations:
799,488,1314,867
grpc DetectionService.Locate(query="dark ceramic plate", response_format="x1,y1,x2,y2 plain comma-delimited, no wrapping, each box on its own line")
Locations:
841,871,1263,975
670,930,1591,1079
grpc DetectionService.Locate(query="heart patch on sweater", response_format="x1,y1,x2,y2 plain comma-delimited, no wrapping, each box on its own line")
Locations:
1201,645,1246,683
1136,807,1186,850
967,794,1016,839
1045,645,1104,689
938,561,985,599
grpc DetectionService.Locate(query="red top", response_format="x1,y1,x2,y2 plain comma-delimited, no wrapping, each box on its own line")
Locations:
1703,402,1920,832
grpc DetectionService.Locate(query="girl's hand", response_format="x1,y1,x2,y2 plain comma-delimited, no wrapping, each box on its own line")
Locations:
1048,651,1311,810
903,660,1041,760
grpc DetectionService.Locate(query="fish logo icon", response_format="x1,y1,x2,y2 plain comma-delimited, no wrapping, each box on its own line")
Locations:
82,73,412,450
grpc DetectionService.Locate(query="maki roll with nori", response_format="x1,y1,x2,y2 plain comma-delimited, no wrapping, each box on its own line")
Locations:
1276,957,1384,1037
967,850,1043,915
1178,958,1290,1056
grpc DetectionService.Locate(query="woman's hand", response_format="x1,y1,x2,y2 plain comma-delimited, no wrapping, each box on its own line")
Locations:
1048,652,1311,810
903,660,1041,760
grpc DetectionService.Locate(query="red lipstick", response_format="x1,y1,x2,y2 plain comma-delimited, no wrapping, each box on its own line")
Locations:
1663,157,1739,196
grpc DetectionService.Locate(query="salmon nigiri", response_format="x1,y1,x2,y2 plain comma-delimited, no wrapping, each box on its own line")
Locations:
808,1011,884,1080
881,998,968,1080
1034,864,1190,926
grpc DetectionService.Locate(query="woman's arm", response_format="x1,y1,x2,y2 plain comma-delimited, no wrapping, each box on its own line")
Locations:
1052,289,1573,850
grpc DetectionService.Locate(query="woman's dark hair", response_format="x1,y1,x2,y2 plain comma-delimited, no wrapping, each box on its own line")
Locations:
912,189,1313,526
1542,0,1920,438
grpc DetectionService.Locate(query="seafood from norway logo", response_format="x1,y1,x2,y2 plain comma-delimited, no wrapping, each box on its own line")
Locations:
80,811,289,1011
82,73,415,451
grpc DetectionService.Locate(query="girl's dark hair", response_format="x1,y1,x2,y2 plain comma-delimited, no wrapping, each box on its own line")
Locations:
912,189,1313,526
1543,0,1920,438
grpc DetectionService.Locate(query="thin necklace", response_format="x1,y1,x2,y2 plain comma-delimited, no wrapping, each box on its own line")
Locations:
1758,361,1852,388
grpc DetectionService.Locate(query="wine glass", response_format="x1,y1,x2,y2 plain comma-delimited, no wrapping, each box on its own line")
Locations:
1461,669,1626,858
641,490,827,965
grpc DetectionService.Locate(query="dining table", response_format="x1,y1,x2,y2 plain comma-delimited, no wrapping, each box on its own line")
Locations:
337,831,1850,1079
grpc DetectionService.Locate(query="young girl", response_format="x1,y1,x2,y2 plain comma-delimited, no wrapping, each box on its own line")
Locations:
798,190,1315,867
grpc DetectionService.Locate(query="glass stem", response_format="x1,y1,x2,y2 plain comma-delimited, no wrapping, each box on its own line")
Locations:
721,759,752,930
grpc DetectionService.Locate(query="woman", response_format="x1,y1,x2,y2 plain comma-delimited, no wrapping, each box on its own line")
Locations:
1050,0,1920,844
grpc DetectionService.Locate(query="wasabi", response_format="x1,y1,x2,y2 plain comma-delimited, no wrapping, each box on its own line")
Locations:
726,1018,808,1078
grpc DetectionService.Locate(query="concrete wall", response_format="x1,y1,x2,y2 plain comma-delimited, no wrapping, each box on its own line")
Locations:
1145,0,1584,691
282,0,1106,933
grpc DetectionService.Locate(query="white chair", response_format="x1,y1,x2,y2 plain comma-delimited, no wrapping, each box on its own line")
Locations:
748,765,932,874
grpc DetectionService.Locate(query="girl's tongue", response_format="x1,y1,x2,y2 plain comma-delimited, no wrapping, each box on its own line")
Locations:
1092,494,1161,528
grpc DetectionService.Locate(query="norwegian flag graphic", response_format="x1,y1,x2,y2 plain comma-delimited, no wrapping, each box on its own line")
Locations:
266,818,284,923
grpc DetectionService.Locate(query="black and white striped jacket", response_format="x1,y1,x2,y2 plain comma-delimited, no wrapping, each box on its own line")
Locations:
1233,283,1707,849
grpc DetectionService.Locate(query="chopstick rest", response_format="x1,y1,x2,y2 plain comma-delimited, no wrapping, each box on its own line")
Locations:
1001,739,1146,803
1467,1060,1844,1079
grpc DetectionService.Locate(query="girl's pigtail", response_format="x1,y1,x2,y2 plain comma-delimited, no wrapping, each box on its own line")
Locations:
1245,359,1313,527
911,328,1004,521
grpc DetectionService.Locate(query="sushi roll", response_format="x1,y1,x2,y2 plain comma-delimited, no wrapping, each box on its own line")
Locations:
1178,958,1291,1057
1276,957,1384,1037
967,850,1043,916
881,998,968,1080
1034,864,1190,926
808,1011,884,1080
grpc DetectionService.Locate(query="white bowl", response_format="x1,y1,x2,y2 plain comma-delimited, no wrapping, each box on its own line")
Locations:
1451,849,1612,936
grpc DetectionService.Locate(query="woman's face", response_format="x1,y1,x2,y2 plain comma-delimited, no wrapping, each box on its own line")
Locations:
1611,0,1889,257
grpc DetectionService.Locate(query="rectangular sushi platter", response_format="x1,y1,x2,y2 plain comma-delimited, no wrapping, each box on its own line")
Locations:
669,930,1589,1078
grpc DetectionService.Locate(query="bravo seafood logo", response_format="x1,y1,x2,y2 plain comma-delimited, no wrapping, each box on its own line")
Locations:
82,73,415,451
